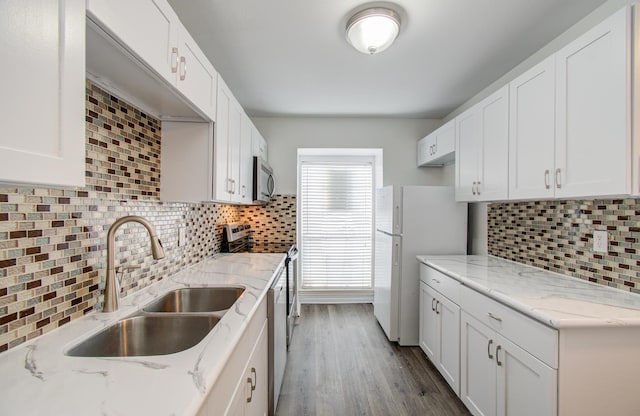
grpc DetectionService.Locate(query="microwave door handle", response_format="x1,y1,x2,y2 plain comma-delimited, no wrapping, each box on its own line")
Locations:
267,174,275,196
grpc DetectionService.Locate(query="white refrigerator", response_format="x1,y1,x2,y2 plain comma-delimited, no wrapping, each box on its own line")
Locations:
374,186,467,346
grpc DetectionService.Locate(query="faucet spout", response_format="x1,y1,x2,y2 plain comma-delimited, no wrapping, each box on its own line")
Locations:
103,216,165,312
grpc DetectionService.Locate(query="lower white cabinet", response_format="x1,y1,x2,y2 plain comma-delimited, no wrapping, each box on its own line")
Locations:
419,269,461,395
199,298,268,416
460,311,557,416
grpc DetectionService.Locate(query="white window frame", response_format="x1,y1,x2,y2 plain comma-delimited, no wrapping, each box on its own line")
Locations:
297,148,382,304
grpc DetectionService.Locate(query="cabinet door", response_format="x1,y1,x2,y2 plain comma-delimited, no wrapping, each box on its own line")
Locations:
0,0,85,187
176,26,217,121
86,0,178,84
214,78,232,201
239,115,254,204
478,86,509,201
437,293,461,395
245,319,269,416
461,312,497,416
419,282,439,362
455,108,481,201
252,129,267,161
508,56,556,200
496,335,557,416
228,102,242,203
555,6,630,198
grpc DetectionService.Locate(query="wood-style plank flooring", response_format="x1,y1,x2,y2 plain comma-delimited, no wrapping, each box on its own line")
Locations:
276,304,471,416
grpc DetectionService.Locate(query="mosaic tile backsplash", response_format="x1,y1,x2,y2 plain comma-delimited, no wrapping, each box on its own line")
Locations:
0,81,297,353
240,195,297,251
488,199,640,294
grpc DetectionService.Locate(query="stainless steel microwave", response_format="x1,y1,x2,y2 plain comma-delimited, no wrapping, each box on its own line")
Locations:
253,156,274,203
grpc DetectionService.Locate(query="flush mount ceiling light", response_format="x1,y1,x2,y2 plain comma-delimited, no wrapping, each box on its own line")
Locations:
346,7,401,55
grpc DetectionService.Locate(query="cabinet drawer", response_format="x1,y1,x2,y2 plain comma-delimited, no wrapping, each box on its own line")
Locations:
461,285,558,368
420,265,460,304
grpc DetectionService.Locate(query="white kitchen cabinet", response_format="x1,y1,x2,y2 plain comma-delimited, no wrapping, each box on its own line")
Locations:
200,299,268,416
508,56,556,200
460,284,558,416
239,114,255,204
455,86,509,202
419,266,461,395
214,76,244,203
0,0,85,187
554,6,630,198
253,129,268,161
87,0,217,121
417,120,456,167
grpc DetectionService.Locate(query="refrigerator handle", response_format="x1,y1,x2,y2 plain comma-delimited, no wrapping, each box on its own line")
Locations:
394,205,400,232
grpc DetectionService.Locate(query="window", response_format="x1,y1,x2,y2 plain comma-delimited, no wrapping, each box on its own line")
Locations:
299,156,375,291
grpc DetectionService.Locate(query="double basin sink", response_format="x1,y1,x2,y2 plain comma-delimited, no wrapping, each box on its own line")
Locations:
66,287,245,357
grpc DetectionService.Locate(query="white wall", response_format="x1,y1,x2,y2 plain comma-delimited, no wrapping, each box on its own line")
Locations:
251,117,453,194
454,0,632,255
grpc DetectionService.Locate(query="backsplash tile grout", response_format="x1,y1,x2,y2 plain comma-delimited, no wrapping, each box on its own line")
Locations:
0,81,297,353
488,199,640,294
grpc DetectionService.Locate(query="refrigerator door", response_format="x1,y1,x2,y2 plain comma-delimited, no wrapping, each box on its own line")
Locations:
375,185,402,235
374,230,401,342
396,186,467,346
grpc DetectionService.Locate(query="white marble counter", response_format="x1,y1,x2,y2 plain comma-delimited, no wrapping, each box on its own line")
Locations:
417,255,640,329
0,253,286,416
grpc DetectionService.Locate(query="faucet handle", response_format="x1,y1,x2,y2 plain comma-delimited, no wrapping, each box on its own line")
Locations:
115,265,141,281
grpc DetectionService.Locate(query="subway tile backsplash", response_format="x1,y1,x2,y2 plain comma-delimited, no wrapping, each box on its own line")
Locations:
0,81,296,353
488,199,640,293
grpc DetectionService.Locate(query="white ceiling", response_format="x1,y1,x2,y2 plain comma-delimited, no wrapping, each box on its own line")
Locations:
168,0,607,118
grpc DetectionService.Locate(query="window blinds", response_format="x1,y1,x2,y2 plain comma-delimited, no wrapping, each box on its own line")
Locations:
300,161,373,290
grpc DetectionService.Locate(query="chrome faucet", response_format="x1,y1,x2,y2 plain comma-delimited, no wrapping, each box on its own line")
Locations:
103,216,165,312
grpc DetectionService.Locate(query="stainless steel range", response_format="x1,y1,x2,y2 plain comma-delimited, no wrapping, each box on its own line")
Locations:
221,222,297,415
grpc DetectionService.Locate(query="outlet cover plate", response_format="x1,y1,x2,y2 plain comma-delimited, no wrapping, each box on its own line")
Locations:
178,227,186,247
593,230,608,253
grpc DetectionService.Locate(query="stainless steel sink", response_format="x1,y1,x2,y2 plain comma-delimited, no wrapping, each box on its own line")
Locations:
66,315,219,357
143,287,245,313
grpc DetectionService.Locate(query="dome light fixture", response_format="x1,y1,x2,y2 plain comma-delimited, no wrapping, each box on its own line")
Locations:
346,7,401,55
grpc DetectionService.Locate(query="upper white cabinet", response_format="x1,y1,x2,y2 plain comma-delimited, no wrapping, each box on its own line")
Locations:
417,120,456,167
253,129,268,162
214,77,243,202
87,0,217,121
508,56,556,200
554,7,630,198
455,86,509,202
0,0,85,187
239,114,255,204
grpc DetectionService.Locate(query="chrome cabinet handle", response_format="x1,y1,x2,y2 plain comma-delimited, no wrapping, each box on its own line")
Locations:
487,339,494,359
555,168,561,189
496,345,503,366
488,312,502,322
171,47,179,73
435,300,440,314
431,298,436,312
250,368,257,391
241,184,246,198
544,169,550,189
179,56,187,81
472,181,477,195
476,181,481,195
246,377,253,403
432,278,440,284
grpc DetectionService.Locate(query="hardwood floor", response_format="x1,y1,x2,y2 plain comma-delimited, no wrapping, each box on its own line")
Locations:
276,304,471,416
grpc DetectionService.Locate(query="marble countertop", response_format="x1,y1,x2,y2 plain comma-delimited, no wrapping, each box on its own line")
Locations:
417,255,640,329
0,252,286,416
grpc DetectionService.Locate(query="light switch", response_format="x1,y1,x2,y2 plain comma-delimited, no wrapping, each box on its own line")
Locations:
178,226,186,247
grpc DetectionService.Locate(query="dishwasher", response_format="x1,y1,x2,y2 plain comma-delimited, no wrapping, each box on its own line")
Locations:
268,263,287,416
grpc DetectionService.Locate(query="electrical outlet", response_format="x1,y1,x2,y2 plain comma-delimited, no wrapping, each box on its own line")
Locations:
178,227,186,247
593,230,608,253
